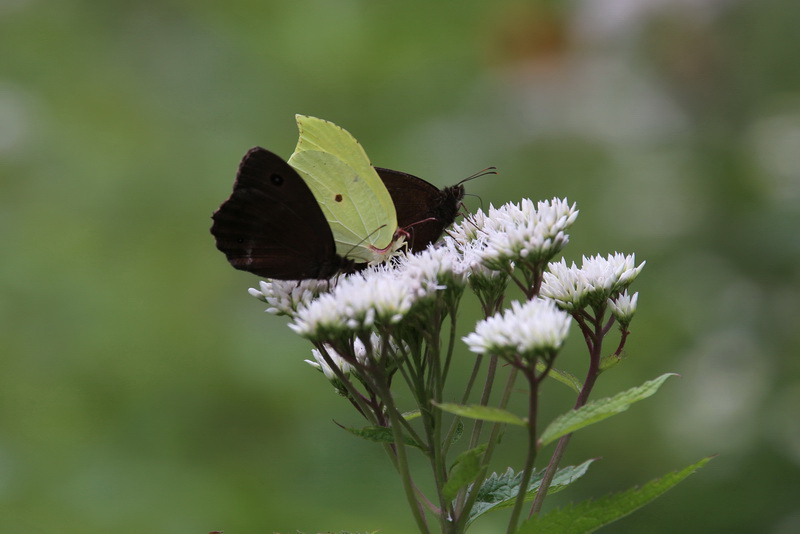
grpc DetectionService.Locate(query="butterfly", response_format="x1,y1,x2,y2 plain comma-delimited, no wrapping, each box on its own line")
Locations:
211,115,478,280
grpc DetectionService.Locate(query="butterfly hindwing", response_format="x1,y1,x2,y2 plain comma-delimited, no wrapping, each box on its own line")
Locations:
211,147,349,280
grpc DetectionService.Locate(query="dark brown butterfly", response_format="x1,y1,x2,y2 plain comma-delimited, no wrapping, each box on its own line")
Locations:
210,147,353,280
212,149,482,280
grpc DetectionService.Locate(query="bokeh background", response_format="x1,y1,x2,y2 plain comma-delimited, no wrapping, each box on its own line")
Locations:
2,0,799,532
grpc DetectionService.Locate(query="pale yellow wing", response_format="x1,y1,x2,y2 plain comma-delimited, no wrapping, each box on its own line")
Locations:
288,115,402,264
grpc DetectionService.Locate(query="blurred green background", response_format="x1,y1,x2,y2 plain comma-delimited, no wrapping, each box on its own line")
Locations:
2,0,799,532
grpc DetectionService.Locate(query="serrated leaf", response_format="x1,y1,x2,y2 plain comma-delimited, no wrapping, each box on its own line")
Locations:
443,445,487,500
434,402,526,426
517,456,713,534
537,361,582,392
342,425,424,449
540,373,677,447
467,460,595,525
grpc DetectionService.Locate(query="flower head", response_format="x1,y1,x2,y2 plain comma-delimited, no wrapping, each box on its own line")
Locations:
288,271,412,341
463,298,571,360
541,253,645,312
249,279,330,317
306,344,355,382
396,244,467,307
608,290,639,324
450,235,510,311
448,208,490,245
464,198,578,271
449,198,577,277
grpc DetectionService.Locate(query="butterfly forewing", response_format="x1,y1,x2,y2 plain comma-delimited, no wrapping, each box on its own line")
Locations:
211,147,348,280
289,115,399,263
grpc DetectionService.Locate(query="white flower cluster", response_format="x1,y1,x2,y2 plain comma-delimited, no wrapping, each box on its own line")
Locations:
248,279,330,316
540,253,645,312
397,245,468,300
288,246,466,341
289,273,410,339
463,298,571,359
450,198,578,271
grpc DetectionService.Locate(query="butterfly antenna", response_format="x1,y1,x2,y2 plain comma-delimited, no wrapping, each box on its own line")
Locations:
454,166,495,214
450,166,495,219
457,166,497,186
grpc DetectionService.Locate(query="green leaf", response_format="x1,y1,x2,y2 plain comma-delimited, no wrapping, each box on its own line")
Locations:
342,425,424,449
517,456,714,534
443,445,487,501
537,361,582,392
434,402,527,426
468,460,595,525
540,373,677,447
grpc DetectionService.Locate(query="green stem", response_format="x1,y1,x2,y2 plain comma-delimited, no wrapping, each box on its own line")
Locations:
428,407,451,532
469,354,499,449
352,350,428,449
506,364,539,533
372,370,431,533
422,317,453,531
442,353,482,457
440,303,459,385
528,313,606,516
453,353,499,516
453,365,518,532
314,343,379,426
